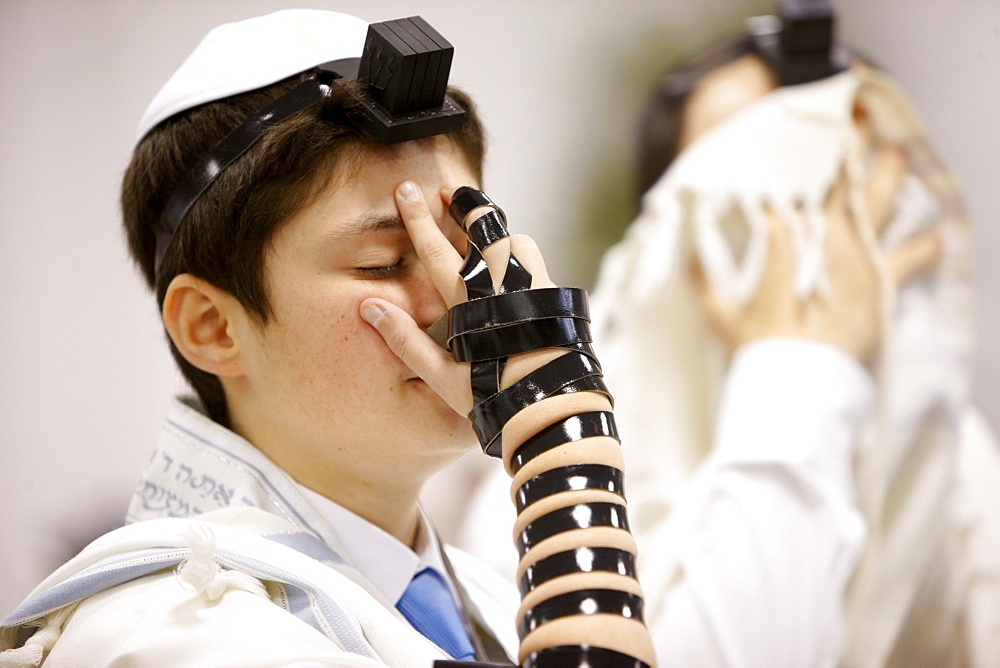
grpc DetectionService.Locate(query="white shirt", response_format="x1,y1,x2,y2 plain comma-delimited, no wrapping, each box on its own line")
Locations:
638,339,870,667
298,485,460,610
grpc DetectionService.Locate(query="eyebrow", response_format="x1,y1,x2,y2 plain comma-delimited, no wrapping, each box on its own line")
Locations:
322,213,406,243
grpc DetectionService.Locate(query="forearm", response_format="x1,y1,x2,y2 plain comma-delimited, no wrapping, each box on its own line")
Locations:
500,392,654,665
448,189,655,666
643,339,872,665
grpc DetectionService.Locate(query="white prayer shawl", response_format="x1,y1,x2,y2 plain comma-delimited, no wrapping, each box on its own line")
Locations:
590,67,1000,664
0,398,519,666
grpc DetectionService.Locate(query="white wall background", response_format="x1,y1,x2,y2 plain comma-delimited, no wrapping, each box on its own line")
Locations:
2,0,998,613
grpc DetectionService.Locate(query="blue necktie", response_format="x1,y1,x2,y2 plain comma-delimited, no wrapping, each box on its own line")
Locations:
396,566,476,660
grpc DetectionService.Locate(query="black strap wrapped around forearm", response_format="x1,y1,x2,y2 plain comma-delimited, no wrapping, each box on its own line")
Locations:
477,374,611,457
514,464,625,513
516,502,630,555
519,546,636,595
509,411,620,475
470,351,609,455
523,645,651,668
445,170,648,667
518,589,645,639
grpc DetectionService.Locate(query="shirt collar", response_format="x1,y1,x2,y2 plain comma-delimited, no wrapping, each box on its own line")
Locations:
298,484,454,606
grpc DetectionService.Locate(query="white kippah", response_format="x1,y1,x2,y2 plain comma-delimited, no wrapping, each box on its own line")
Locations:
136,9,369,141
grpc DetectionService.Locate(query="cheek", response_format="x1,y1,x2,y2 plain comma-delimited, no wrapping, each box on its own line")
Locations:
283,286,406,371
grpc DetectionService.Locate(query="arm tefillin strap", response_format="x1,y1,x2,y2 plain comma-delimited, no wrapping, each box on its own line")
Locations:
514,463,625,513
446,187,607,458
515,502,630,554
519,546,636,596
439,189,650,667
517,589,645,639
522,646,650,668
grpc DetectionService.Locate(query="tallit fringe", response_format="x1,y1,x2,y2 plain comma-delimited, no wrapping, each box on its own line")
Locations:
176,522,267,602
0,607,73,667
0,645,41,668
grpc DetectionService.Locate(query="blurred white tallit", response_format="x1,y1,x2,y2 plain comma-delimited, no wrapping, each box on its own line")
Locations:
590,66,1000,664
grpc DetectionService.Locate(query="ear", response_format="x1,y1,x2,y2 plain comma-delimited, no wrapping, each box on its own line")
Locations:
162,274,246,378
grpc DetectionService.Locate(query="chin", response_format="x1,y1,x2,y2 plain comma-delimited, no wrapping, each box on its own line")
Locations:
403,382,474,439
406,424,478,476
435,414,478,453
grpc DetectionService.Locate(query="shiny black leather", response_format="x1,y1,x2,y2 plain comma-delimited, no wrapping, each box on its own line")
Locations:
519,546,635,595
514,464,624,512
518,589,644,638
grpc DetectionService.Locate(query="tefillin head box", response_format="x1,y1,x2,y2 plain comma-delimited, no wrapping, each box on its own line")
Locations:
355,16,466,143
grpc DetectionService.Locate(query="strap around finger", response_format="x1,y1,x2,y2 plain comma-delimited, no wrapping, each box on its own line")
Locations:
866,146,909,234
468,210,509,250
450,185,508,228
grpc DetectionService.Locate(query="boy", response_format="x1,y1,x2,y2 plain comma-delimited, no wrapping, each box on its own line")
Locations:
1,8,654,666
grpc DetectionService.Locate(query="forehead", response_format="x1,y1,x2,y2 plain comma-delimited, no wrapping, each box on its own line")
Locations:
273,135,474,244
334,136,471,214
680,54,778,149
345,136,468,188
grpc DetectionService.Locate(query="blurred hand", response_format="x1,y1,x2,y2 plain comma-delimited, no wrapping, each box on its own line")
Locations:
694,146,942,363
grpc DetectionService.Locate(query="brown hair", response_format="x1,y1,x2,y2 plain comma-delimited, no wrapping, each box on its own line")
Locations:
634,35,757,206
121,74,487,426
635,34,868,207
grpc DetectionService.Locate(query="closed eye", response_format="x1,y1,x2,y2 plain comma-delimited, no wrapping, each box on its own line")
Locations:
355,260,404,278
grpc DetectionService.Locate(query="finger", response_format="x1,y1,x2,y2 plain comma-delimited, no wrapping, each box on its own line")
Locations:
360,297,473,415
509,234,555,288
760,201,796,291
866,146,908,234
395,181,466,306
446,186,535,294
887,231,942,287
823,168,849,228
689,256,740,349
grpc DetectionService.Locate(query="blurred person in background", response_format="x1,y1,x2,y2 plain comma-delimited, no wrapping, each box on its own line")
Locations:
452,1,1000,664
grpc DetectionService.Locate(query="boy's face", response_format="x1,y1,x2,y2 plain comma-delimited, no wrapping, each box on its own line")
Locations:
225,136,477,496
